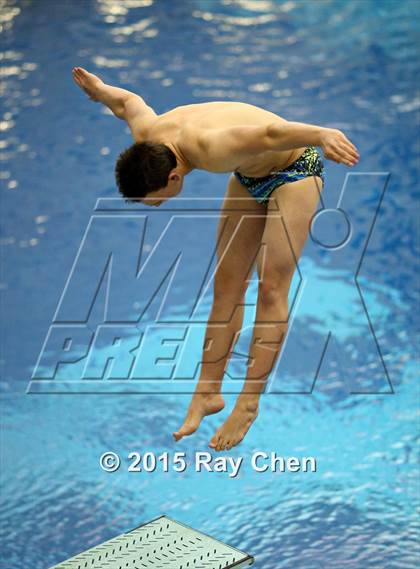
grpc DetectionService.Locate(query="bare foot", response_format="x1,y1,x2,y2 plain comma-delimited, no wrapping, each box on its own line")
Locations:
173,392,225,441
209,397,259,451
72,66,103,101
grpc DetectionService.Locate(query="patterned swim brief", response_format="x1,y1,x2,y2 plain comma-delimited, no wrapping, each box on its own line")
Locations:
234,146,324,206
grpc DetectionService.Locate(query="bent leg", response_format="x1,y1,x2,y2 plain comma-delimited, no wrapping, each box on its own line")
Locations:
174,174,266,440
210,176,323,450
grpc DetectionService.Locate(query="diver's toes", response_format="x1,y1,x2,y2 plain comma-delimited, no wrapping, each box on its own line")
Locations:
209,433,219,449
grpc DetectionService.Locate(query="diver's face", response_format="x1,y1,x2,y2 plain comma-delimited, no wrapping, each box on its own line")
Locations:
142,172,183,207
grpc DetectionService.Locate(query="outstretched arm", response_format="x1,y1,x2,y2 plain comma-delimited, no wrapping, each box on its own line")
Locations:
72,67,156,124
265,121,359,166
199,120,359,168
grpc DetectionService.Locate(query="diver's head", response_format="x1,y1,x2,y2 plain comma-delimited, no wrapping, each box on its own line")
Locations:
115,141,183,206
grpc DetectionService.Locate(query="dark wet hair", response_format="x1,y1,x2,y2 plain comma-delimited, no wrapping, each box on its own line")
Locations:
115,141,177,200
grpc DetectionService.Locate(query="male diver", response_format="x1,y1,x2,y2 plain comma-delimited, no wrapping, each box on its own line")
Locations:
73,67,359,451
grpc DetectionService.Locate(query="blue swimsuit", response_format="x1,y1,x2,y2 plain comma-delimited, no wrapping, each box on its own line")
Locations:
234,146,324,206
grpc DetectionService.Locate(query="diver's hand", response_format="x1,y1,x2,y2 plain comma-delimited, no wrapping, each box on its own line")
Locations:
72,67,103,101
320,128,359,166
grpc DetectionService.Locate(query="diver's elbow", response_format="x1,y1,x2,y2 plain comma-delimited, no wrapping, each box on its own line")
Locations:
266,122,288,147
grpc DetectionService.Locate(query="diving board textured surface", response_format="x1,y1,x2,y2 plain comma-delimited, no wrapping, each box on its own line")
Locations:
50,515,254,568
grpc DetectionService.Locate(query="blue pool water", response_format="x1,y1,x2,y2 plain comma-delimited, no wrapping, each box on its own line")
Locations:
1,1,419,568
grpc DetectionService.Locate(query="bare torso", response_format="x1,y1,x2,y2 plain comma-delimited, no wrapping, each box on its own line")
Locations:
72,67,358,179
134,101,306,177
